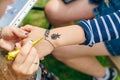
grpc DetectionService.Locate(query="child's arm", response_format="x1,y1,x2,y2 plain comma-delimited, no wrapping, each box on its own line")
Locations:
78,10,120,46
22,10,120,59
22,25,85,59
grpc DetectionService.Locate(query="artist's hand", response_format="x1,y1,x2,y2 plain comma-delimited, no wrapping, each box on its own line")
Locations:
0,26,28,51
21,25,54,60
11,40,39,79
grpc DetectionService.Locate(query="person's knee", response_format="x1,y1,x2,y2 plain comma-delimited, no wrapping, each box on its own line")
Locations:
45,1,55,16
45,0,67,22
45,1,60,20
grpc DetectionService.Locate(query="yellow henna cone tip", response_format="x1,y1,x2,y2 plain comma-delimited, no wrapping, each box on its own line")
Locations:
32,37,44,47
6,49,21,61
6,37,44,61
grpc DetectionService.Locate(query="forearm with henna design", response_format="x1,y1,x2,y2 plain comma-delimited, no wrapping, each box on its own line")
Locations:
44,29,61,49
44,25,85,48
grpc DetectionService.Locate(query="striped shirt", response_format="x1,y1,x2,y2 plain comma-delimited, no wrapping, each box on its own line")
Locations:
78,10,120,46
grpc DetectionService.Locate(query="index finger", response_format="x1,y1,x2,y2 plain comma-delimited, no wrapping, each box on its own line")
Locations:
14,40,33,65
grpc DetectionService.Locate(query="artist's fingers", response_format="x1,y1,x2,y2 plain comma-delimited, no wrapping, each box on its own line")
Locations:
12,48,39,76
2,27,28,39
20,26,31,33
14,40,33,65
10,27,28,38
21,25,35,31
15,42,22,49
21,48,37,71
27,51,39,75
0,39,15,51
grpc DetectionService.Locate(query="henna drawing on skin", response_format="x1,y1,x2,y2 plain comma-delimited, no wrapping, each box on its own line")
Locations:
44,29,50,38
51,33,61,40
44,30,61,40
44,30,55,48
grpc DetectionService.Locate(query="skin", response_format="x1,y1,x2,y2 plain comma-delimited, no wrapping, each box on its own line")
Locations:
0,0,39,79
0,26,28,51
11,41,39,80
22,25,85,58
45,0,97,27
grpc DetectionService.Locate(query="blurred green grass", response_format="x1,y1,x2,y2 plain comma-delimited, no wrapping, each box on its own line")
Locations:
21,0,49,29
22,0,120,80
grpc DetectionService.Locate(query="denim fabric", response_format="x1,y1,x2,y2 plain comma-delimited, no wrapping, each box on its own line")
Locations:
35,67,42,80
90,0,120,56
89,0,102,5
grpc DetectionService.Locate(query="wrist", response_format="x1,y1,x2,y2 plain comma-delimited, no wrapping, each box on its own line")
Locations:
44,29,56,49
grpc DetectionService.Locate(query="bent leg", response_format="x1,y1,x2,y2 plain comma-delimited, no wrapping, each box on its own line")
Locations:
52,42,110,78
45,0,97,27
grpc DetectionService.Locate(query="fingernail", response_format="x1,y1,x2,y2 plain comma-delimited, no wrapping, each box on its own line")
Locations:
24,32,29,35
24,32,28,35
22,30,28,35
29,40,33,43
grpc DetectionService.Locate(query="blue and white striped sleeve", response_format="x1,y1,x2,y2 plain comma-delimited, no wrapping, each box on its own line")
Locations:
77,10,120,46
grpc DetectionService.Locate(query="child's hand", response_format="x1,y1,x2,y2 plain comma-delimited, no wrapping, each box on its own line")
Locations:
0,26,28,51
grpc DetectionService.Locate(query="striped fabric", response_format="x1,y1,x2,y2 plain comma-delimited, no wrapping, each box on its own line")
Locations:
78,10,120,46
